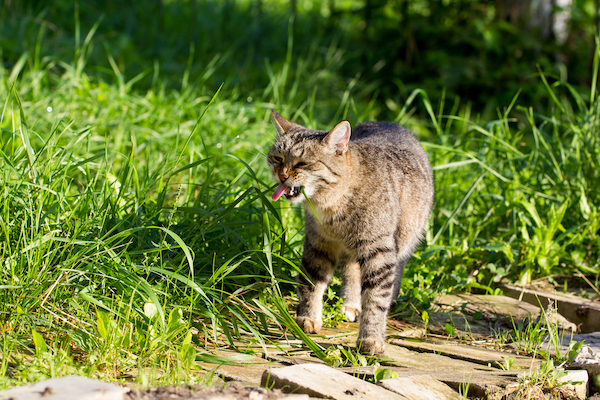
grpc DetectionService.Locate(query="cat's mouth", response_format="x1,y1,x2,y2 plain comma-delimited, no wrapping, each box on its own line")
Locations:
272,183,303,201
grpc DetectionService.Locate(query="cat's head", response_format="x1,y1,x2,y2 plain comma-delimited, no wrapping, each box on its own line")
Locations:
267,110,351,204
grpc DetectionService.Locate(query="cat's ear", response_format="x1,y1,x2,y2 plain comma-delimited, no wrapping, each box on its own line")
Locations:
272,110,293,136
325,121,351,156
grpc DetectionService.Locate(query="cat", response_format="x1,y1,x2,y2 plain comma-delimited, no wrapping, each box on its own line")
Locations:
267,110,434,354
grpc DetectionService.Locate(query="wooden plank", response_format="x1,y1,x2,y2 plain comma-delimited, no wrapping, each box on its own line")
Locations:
379,376,464,400
381,343,499,372
502,284,600,333
262,364,408,400
390,338,541,370
339,366,520,399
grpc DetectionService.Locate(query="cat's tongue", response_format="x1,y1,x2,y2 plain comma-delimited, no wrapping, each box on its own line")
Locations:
272,183,290,201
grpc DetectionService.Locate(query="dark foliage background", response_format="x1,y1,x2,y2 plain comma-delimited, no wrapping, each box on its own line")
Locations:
3,0,598,118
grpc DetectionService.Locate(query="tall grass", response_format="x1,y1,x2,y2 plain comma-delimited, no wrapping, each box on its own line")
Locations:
0,47,295,387
402,61,600,302
0,10,599,389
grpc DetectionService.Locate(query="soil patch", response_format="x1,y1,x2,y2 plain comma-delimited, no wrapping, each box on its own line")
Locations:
125,382,305,400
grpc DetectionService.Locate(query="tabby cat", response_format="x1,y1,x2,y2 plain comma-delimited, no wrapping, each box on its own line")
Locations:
267,110,434,354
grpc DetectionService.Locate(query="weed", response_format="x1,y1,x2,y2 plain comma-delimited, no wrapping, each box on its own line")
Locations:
513,359,585,399
458,374,472,399
495,356,516,371
510,314,549,357
324,344,391,369
372,368,399,382
322,286,346,328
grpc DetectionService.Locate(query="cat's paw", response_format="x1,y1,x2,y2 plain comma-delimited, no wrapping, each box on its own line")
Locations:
295,316,322,334
341,305,360,322
356,337,385,355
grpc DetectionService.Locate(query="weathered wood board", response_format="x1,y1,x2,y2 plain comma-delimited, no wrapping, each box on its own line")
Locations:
502,284,600,333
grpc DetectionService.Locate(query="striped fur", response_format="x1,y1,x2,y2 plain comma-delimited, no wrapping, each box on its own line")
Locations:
267,111,434,354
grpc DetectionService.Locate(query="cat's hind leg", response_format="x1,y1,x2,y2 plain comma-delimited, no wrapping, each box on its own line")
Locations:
356,237,398,355
296,240,336,334
339,253,361,322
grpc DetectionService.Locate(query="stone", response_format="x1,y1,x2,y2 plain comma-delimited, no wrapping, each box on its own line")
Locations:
570,345,600,392
556,369,588,400
0,376,126,400
378,375,463,400
261,364,407,400
572,345,600,374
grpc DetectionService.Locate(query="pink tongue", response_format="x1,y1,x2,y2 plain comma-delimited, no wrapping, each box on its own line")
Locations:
272,183,290,201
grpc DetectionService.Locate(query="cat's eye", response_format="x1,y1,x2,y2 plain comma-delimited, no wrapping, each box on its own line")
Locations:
294,162,307,168
272,156,283,164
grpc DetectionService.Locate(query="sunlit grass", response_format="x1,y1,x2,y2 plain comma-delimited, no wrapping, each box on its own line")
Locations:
0,18,598,390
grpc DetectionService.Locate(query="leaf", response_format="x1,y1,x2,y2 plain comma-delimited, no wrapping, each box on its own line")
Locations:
445,323,456,336
96,310,110,340
520,199,544,229
166,308,186,337
69,329,95,352
32,329,48,356
195,353,254,365
144,302,159,320
301,187,322,224
374,368,399,382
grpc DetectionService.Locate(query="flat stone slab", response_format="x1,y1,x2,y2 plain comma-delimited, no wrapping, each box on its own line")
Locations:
378,376,463,400
261,364,407,400
502,284,600,333
1,376,126,400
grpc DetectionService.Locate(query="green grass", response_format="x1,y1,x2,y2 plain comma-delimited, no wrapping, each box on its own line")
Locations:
0,8,599,390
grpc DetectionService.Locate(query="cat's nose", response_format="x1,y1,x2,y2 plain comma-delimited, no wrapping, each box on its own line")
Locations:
278,171,289,182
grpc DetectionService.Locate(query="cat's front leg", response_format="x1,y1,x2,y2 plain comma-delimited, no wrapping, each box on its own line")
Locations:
339,255,361,322
356,245,398,354
296,240,336,334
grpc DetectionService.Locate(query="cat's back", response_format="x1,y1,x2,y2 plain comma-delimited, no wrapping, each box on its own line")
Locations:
351,122,418,148
350,122,430,171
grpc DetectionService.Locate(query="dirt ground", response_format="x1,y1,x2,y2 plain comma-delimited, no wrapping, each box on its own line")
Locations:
125,382,307,400
125,384,600,400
